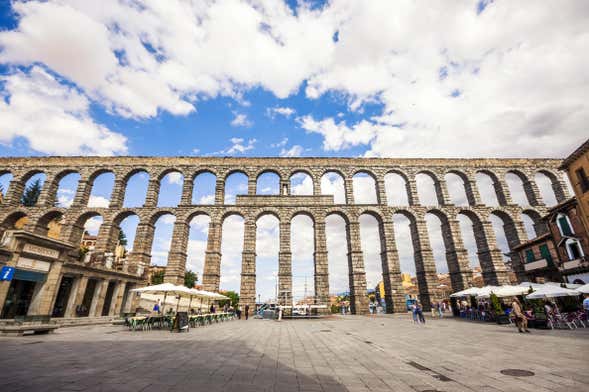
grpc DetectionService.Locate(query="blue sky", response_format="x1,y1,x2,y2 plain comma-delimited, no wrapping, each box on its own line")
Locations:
0,1,586,301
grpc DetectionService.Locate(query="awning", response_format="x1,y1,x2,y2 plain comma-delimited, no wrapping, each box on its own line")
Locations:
14,268,47,282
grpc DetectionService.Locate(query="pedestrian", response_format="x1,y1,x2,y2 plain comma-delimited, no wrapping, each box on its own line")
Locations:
511,297,530,333
411,303,418,324
583,294,589,320
245,304,250,320
437,302,443,318
431,302,437,318
237,306,242,320
416,302,425,324
153,299,161,314
341,304,346,315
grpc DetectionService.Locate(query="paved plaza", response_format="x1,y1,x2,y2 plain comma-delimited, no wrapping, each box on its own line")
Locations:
0,315,588,392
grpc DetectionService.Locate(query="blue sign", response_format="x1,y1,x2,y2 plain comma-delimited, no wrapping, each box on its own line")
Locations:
0,266,15,281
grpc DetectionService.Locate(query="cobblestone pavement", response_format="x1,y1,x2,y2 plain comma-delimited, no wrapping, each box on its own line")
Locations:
1,315,588,392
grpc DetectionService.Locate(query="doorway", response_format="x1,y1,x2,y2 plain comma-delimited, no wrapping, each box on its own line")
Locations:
52,276,75,317
1,279,37,319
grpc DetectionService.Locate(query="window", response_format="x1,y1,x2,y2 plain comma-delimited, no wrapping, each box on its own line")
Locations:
525,249,535,263
556,213,573,237
575,168,589,193
565,238,584,261
539,244,553,265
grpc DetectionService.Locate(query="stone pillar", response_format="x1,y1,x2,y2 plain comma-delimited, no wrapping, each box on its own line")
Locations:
72,176,93,207
464,173,483,206
27,261,64,316
278,220,292,306
406,178,420,206
344,177,354,204
311,177,320,196
435,178,452,205
503,218,529,282
37,173,58,207
346,217,369,314
109,176,126,209
215,178,225,205
522,178,545,207
495,177,513,206
64,275,85,318
474,220,510,285
410,218,438,310
110,281,126,316
380,219,407,313
202,219,222,291
93,220,118,266
4,173,25,206
144,178,161,207
441,218,473,292
248,178,257,195
376,179,387,205
164,221,189,285
280,179,291,196
239,219,256,311
313,217,329,308
91,279,109,317
129,222,155,277
180,177,193,205
552,175,571,203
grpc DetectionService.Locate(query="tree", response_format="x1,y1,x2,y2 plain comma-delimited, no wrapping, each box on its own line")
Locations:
150,269,164,285
21,179,42,206
118,229,128,246
220,290,239,307
184,270,198,288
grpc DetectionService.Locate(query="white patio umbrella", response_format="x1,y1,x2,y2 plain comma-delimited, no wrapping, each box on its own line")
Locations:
576,283,589,294
450,287,482,298
131,283,193,313
526,285,582,299
472,285,501,298
487,285,531,298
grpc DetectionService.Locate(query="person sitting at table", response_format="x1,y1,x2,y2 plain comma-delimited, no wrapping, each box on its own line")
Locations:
190,308,195,315
153,299,161,315
166,307,174,315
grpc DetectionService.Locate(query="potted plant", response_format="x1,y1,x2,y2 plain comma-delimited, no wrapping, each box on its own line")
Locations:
490,293,509,324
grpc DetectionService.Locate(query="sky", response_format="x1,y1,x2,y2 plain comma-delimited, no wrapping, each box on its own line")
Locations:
0,0,587,301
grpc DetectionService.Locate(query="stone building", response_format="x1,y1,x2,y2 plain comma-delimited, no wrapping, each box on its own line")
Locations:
560,138,589,233
0,156,571,316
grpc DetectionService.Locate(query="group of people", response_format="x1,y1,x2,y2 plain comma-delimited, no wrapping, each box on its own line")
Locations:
410,302,426,324
151,299,250,319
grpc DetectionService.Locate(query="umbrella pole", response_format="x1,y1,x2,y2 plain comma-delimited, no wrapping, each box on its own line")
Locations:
188,296,193,312
176,296,180,313
162,292,168,314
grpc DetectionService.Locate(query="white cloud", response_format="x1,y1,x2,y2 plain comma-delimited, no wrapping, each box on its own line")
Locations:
166,172,183,185
159,214,176,225
280,145,303,157
271,137,288,148
83,216,103,235
267,106,295,118
230,113,252,127
87,195,110,208
297,116,380,151
225,137,256,155
192,148,200,155
0,66,127,155
198,194,215,205
290,172,313,195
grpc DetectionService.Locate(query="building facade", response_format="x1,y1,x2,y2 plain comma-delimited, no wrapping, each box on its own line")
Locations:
560,138,589,233
0,156,571,315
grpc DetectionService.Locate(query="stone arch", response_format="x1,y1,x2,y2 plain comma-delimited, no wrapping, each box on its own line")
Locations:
185,210,212,225
66,210,103,246
352,170,378,204
254,209,282,223
191,170,217,205
535,169,565,205
290,210,317,224
122,169,149,207
149,210,177,226
289,171,314,196
320,171,346,204
444,170,471,206
156,168,185,182
325,209,351,225
0,210,28,236
384,169,411,206
33,210,65,238
415,170,442,206
475,169,506,206
256,170,281,195
51,170,81,207
224,170,248,204
522,209,547,236
220,210,246,222
87,169,115,207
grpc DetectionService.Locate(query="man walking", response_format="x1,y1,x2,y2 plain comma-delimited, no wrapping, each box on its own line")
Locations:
511,297,530,333
245,304,250,320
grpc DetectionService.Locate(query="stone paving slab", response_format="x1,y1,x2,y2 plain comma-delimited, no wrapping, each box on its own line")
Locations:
0,315,587,391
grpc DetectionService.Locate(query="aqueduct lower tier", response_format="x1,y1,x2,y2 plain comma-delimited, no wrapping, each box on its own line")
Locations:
0,157,570,313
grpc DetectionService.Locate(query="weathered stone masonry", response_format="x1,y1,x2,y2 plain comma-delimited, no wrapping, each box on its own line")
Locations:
0,157,569,314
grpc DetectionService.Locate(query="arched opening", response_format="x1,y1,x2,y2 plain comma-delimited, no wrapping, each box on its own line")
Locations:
457,214,483,277
0,212,28,237
256,171,280,195
219,214,244,292
255,214,279,303
88,172,114,207
21,172,46,207
0,172,13,203
505,172,529,206
326,214,350,297
192,171,216,205
187,214,211,285
416,173,438,206
424,213,446,274
149,213,176,266
118,214,139,256
445,172,469,205
290,172,313,195
521,214,537,239
475,172,500,206
54,172,80,208
384,172,409,206
34,211,64,239
535,172,558,206
224,172,248,205
489,213,511,263
523,210,547,236
321,171,345,204
79,214,104,260
291,214,315,304
392,213,419,303
157,171,183,207
359,214,383,311
352,172,377,204
123,171,149,208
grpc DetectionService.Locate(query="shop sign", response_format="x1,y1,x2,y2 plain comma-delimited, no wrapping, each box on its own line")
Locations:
17,257,51,272
23,243,60,259
0,266,15,281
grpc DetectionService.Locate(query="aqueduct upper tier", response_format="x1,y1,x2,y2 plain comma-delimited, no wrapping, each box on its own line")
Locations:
0,156,569,313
